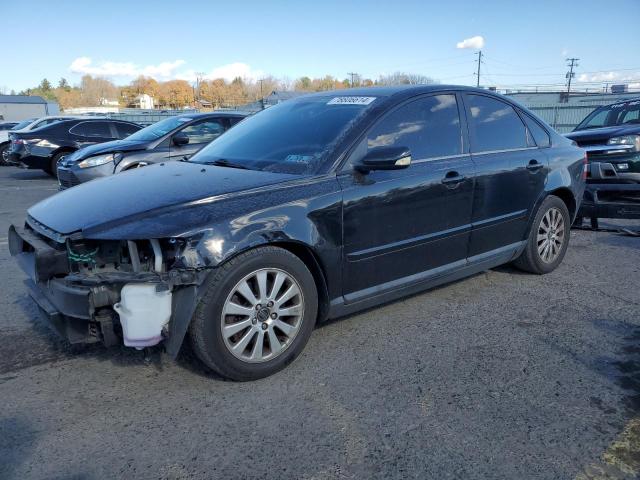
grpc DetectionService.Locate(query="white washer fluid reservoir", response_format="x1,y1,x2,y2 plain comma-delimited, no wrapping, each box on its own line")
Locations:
113,283,172,348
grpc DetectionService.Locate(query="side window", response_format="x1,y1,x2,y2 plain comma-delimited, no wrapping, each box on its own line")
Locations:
466,95,528,152
180,119,225,144
620,105,640,125
115,122,141,139
362,94,462,161
70,121,112,138
521,112,551,147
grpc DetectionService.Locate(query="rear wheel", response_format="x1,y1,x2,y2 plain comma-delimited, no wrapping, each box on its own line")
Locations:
514,195,570,274
189,246,318,381
0,143,9,166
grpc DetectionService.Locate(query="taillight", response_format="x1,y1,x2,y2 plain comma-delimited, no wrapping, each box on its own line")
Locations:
582,154,588,180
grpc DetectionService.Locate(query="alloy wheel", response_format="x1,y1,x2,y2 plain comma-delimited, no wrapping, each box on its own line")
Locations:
221,268,304,363
537,207,565,263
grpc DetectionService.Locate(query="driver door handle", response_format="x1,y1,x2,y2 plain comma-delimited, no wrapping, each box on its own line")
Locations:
526,159,544,171
441,171,466,185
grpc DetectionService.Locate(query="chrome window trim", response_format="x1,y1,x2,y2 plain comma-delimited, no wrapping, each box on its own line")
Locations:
471,146,539,156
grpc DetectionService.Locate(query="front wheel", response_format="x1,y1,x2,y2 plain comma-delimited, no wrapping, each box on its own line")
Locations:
189,246,318,381
46,152,67,178
513,195,571,274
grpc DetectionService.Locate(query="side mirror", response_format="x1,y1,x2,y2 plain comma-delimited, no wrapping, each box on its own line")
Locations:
172,132,189,146
354,146,412,173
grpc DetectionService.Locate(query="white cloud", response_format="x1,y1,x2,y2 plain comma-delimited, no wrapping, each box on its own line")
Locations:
456,36,485,49
561,48,569,57
70,57,263,83
578,71,640,83
70,57,186,79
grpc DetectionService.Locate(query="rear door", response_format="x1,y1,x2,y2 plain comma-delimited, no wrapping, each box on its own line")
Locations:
169,117,226,159
338,93,475,300
463,93,548,257
70,121,116,147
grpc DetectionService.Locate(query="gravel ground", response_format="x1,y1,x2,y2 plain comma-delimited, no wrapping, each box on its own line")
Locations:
1,167,639,480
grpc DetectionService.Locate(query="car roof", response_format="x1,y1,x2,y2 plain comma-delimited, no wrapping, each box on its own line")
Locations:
178,111,250,119
298,84,492,99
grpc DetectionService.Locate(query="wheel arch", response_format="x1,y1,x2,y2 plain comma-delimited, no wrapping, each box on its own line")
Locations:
548,186,577,221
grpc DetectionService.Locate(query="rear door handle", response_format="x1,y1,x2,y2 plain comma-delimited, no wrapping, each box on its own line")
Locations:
441,171,466,185
526,160,544,171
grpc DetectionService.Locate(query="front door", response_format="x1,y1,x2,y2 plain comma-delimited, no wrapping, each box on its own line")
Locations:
338,93,475,302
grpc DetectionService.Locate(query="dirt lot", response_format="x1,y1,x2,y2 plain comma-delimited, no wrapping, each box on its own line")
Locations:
1,167,639,480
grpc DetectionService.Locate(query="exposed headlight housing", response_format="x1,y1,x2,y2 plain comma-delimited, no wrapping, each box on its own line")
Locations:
607,135,640,152
78,153,121,169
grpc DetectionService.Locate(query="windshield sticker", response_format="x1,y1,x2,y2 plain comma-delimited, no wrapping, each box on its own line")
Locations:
285,154,315,163
327,96,376,105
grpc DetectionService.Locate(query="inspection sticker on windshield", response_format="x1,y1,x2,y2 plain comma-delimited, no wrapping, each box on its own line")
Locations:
327,96,376,105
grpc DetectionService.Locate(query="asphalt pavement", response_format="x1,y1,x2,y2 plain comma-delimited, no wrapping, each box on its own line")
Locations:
1,167,639,480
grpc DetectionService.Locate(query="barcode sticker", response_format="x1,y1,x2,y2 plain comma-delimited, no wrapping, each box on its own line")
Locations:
327,96,376,105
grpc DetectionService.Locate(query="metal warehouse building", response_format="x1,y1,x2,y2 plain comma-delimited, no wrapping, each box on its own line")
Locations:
0,95,59,122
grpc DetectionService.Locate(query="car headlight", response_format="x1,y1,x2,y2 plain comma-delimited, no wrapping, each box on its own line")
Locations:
77,153,120,169
607,135,640,152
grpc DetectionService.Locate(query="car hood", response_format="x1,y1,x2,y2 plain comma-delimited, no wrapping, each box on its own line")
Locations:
66,139,149,162
565,125,640,144
28,161,298,236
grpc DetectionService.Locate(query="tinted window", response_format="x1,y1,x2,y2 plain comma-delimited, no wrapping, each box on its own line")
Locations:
620,105,640,124
364,94,462,160
466,95,527,152
180,119,225,144
115,122,141,139
70,121,112,138
521,112,550,147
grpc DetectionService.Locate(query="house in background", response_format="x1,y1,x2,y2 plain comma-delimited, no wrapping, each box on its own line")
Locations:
0,95,59,121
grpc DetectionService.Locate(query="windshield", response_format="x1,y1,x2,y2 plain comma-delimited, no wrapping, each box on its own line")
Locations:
11,120,34,130
125,116,194,141
575,100,640,130
190,96,377,174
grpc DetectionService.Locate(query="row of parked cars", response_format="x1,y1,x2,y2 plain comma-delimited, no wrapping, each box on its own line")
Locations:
0,112,249,186
3,86,639,381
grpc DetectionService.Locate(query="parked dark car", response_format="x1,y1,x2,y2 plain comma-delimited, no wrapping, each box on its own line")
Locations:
9,86,585,380
7,118,142,176
57,112,248,189
0,121,19,130
565,98,640,226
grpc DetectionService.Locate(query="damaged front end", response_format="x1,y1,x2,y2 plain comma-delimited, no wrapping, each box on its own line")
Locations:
8,216,212,356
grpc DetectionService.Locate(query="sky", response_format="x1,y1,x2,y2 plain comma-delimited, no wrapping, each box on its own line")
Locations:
2,0,640,93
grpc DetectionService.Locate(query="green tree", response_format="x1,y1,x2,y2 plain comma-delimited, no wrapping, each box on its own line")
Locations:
39,78,52,91
58,78,70,91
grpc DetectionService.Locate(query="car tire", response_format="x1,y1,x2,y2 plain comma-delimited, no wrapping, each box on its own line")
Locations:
189,246,318,381
46,152,67,178
0,143,9,166
513,195,571,274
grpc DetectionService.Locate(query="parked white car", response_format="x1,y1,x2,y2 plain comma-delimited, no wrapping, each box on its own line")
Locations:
0,116,80,164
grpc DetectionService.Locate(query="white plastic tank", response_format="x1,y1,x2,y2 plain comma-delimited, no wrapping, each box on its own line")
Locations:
113,283,172,348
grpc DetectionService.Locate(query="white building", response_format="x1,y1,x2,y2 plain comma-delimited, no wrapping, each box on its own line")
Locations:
136,94,154,110
0,95,60,121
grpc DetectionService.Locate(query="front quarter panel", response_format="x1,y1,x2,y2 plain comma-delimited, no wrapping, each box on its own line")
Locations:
84,174,345,298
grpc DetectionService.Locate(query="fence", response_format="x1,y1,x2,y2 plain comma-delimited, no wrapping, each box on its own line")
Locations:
526,102,609,133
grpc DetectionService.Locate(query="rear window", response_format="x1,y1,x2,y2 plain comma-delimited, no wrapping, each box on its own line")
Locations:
115,122,141,139
70,121,112,138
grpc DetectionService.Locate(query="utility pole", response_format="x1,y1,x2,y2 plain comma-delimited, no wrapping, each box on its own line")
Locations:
475,50,482,87
565,58,579,96
259,78,264,110
347,72,359,88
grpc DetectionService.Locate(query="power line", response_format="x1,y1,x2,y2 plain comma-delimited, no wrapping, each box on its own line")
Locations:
565,58,579,95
